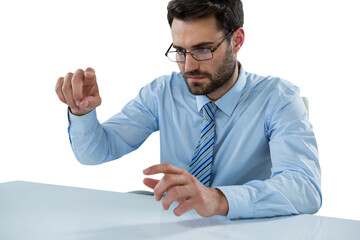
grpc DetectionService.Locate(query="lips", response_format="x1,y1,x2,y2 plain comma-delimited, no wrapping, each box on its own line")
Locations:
184,70,211,83
187,76,206,82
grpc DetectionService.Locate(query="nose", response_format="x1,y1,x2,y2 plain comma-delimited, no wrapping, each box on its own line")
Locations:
184,53,200,73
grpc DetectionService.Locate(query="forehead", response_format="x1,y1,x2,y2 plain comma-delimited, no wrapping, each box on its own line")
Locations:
171,16,223,48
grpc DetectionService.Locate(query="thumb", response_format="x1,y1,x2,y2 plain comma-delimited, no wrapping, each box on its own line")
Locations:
143,178,159,190
80,95,101,110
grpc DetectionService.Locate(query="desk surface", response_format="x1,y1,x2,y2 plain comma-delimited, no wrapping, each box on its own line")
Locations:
0,181,359,240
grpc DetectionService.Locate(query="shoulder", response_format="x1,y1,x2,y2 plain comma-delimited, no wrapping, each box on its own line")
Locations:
143,72,185,94
244,71,300,99
140,72,193,103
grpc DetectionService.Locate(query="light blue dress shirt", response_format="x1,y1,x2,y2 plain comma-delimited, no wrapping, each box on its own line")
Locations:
68,65,322,219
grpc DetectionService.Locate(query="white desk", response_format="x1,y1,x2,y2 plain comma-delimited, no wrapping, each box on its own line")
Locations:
0,181,359,240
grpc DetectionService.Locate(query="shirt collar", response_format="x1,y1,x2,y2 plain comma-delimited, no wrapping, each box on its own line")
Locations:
196,63,246,117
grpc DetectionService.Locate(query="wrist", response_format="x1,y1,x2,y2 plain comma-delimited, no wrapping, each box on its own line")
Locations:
68,107,92,117
214,188,229,216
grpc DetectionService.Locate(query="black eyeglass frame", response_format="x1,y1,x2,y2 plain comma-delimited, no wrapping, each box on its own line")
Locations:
165,30,234,63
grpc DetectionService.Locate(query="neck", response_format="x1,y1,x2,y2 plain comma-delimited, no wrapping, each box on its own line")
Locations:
206,62,240,101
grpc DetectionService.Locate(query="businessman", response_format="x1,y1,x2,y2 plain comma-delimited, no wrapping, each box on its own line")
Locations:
55,0,322,219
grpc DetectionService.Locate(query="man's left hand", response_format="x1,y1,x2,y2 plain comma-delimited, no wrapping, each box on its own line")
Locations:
143,163,229,217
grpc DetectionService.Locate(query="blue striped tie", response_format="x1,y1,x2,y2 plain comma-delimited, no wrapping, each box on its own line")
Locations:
189,102,217,187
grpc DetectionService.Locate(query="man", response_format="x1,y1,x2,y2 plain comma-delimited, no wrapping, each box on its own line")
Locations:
55,0,321,219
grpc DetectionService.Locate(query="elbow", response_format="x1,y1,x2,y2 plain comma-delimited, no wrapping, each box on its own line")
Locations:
299,178,322,215
76,157,103,165
72,146,109,166
306,187,322,214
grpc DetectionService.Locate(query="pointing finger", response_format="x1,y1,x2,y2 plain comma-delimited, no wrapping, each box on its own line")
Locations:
84,67,96,85
143,163,184,176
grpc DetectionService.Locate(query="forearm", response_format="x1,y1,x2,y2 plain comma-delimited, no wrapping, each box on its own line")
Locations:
67,83,160,165
68,110,136,165
217,170,322,219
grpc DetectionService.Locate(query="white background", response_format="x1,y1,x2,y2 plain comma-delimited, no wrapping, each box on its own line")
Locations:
0,0,359,220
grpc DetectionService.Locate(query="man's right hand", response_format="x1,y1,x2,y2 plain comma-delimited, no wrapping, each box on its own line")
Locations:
55,68,101,116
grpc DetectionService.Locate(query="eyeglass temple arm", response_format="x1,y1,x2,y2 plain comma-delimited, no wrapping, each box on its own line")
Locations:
212,30,233,53
165,43,174,56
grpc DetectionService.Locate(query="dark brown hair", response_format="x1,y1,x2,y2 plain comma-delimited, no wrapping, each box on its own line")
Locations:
167,0,244,35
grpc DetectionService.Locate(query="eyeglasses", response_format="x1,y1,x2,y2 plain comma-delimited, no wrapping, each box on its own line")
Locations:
165,30,234,63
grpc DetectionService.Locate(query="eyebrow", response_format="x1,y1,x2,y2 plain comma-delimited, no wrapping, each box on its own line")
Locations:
173,41,215,50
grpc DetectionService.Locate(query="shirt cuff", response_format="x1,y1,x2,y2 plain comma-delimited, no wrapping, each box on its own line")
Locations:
68,109,99,134
216,185,254,220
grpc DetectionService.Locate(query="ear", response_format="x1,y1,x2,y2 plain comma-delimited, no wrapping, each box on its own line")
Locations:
232,28,245,53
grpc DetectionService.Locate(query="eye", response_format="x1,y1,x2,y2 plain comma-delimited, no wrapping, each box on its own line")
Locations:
174,48,186,53
193,48,210,54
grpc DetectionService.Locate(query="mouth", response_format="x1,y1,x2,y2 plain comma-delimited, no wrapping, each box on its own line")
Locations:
187,76,206,82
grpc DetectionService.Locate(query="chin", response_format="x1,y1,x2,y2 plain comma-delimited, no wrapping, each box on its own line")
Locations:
187,82,207,95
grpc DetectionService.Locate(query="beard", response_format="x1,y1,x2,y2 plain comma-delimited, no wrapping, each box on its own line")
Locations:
182,45,237,96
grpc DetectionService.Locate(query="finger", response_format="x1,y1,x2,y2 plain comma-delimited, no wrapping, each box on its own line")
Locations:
161,185,190,210
143,163,184,176
143,178,159,190
80,95,101,110
173,198,195,217
55,77,66,103
62,72,79,113
72,69,84,105
176,197,186,205
154,174,187,201
84,67,97,85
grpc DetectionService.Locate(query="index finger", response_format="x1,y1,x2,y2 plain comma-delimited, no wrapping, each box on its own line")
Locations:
143,163,184,175
84,67,97,86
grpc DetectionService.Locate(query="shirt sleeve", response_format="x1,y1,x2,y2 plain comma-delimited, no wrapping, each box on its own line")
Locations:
217,86,322,219
68,83,159,165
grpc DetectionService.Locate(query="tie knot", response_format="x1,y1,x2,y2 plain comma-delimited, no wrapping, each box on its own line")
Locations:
202,102,217,121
